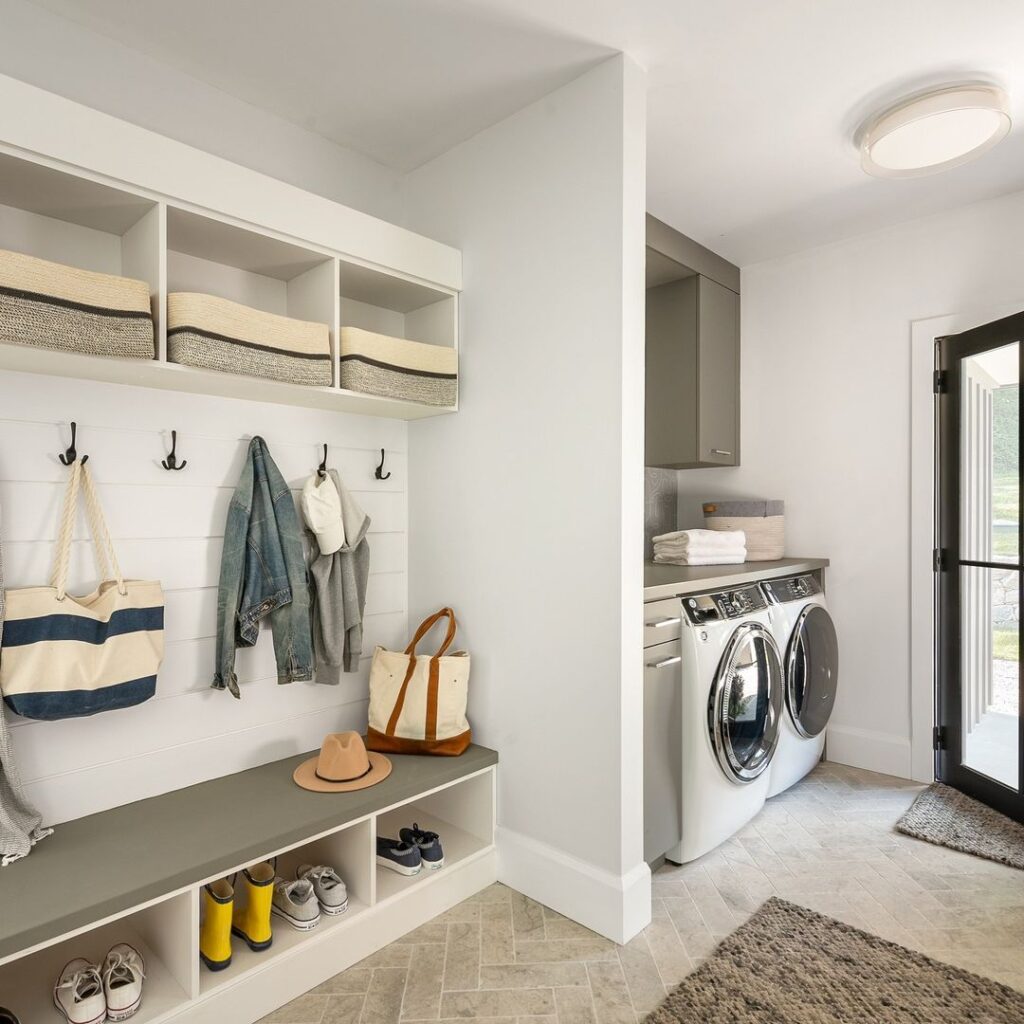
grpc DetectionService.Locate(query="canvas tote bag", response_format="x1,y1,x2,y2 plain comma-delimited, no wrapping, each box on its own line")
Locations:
366,608,471,756
0,460,164,720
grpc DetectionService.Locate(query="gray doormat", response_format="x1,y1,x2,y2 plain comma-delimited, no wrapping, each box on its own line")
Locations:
645,897,1024,1024
896,782,1024,870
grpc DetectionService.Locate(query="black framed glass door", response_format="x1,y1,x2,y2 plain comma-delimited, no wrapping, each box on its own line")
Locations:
936,313,1023,822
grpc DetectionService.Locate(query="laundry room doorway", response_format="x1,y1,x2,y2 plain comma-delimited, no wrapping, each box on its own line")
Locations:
936,312,1024,823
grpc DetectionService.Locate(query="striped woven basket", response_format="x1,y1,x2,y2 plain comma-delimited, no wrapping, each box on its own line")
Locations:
340,327,457,407
167,292,332,387
703,499,786,561
0,248,154,359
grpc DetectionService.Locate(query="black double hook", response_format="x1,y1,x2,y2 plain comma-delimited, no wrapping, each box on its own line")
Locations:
375,448,391,481
161,430,187,471
58,422,88,465
317,444,329,477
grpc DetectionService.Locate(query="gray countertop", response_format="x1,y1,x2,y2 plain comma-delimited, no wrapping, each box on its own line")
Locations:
644,557,830,601
0,744,498,962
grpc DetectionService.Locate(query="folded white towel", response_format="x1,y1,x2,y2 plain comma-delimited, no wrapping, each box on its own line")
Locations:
652,528,746,550
654,550,748,566
655,544,745,561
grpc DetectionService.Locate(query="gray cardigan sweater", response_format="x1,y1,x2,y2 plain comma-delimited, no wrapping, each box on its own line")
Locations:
308,469,371,675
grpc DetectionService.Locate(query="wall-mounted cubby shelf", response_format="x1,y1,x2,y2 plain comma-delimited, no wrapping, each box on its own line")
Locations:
0,144,461,420
0,746,498,1024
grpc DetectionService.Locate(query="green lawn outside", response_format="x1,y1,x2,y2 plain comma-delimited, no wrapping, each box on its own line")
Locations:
994,627,1019,662
992,471,1020,559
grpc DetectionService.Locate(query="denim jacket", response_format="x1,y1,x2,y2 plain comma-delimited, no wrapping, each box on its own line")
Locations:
213,437,313,697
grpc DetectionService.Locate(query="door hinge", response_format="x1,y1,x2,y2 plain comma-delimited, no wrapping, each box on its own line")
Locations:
933,725,947,751
933,548,947,572
933,370,948,394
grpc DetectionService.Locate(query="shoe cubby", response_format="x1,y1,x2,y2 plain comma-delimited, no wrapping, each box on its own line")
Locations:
198,817,373,998
0,741,495,1023
0,893,193,1024
0,149,162,331
375,767,494,903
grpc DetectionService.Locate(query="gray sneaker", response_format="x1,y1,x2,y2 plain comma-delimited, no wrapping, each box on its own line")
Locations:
0,1009,20,1024
399,823,445,869
297,864,349,915
271,877,321,931
376,836,422,876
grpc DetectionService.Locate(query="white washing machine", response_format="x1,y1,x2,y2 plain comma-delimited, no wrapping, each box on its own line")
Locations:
760,574,839,798
652,584,784,865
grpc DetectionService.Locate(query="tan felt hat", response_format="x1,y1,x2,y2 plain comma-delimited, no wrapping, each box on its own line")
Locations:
293,732,392,792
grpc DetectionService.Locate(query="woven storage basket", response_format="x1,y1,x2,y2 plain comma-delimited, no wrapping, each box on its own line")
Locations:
167,292,332,387
703,499,785,561
340,327,457,407
0,248,154,359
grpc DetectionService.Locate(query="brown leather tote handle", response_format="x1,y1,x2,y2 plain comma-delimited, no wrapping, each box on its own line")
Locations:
405,608,457,657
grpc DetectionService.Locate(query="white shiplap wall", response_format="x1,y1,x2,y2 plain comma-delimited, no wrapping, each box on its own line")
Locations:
0,369,408,826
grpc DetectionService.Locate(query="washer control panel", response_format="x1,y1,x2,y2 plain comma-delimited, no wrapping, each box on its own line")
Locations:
761,574,821,605
683,585,767,624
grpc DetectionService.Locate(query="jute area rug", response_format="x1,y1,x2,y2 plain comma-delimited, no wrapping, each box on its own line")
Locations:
645,897,1024,1023
896,782,1024,870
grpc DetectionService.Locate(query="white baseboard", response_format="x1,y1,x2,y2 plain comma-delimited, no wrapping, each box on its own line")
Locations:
496,826,651,944
826,725,913,780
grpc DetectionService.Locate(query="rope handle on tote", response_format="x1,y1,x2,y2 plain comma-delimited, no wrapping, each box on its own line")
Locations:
51,460,127,600
404,607,457,657
81,462,126,595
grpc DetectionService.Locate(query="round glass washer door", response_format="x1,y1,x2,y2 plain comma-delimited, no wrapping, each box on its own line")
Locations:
786,604,839,738
708,622,783,784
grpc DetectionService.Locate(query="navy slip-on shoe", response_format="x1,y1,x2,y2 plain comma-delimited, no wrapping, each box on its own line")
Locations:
376,836,422,876
399,822,445,869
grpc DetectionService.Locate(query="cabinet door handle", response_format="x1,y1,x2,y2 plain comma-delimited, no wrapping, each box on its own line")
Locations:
647,655,682,669
646,616,681,628
710,449,733,457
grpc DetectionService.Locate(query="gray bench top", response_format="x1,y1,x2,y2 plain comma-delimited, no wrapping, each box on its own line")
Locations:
0,744,498,962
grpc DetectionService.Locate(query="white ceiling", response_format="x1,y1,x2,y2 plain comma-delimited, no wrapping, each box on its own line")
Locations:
26,0,1024,265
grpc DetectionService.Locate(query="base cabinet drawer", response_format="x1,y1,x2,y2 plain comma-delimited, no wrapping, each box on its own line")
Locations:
644,597,683,646
643,637,682,862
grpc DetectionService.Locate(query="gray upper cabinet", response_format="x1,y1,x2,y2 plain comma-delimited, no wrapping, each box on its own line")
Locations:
645,215,740,470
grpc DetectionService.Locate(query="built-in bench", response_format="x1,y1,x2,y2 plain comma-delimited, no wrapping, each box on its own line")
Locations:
0,745,498,1024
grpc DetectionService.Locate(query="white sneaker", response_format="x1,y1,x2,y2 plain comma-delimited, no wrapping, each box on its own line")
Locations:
271,877,322,931
297,864,349,915
102,944,145,1021
53,959,105,1024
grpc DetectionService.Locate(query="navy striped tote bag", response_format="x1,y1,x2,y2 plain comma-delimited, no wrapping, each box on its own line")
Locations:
0,460,164,720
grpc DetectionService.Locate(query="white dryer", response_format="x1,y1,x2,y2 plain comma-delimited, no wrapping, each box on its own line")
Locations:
760,574,839,798
662,584,784,864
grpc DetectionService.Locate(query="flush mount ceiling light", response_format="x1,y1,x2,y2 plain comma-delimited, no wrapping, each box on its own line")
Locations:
859,84,1011,178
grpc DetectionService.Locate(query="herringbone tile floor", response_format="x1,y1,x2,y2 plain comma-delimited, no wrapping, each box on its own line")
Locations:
260,763,1024,1024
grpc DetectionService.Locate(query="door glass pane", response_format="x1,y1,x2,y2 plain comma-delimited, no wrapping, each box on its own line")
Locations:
960,565,1019,790
961,342,1019,564
789,606,839,738
726,633,780,771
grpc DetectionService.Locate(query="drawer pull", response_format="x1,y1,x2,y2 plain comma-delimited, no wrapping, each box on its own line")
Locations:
647,655,682,670
710,449,733,457
646,616,681,628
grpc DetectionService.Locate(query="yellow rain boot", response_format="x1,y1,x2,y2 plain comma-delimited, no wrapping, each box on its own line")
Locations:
231,863,275,952
199,879,234,972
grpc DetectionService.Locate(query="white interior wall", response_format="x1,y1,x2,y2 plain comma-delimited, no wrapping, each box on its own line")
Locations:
401,55,650,944
0,0,403,224
674,188,1024,780
0,371,409,825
